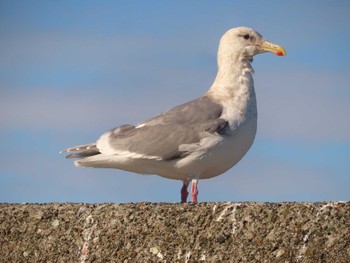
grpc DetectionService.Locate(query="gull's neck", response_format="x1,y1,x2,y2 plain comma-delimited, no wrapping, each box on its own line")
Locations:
206,49,257,128
207,51,255,100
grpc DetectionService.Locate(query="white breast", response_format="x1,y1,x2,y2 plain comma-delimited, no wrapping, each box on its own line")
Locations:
198,113,257,179
172,107,257,180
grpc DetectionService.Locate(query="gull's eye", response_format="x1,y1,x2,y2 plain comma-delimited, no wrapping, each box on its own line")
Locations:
243,34,250,40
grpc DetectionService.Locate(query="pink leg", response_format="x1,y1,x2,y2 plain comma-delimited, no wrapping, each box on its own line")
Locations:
181,181,189,203
191,179,199,203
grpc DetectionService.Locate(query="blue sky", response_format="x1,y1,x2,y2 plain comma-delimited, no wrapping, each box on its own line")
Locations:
1,1,349,203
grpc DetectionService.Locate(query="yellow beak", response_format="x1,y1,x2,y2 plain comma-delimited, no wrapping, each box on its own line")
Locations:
260,41,286,56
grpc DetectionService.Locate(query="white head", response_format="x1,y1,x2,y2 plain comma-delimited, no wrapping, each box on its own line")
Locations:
217,27,286,64
209,27,285,97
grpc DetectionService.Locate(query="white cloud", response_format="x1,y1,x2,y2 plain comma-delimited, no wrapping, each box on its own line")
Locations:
199,152,348,202
2,66,349,146
0,31,216,134
0,85,203,136
255,68,350,142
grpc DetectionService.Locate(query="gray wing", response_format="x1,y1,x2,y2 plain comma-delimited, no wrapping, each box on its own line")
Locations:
139,95,223,126
97,96,227,160
99,118,228,160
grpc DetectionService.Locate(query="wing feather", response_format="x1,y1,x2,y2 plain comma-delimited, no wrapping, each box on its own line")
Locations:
97,119,228,160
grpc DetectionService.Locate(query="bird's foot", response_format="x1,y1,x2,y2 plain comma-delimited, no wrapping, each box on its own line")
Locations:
191,179,198,203
181,182,189,203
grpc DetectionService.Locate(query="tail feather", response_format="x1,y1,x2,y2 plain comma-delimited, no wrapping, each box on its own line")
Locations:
60,143,100,159
66,149,101,159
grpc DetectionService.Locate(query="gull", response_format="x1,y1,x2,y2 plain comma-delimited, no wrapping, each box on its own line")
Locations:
61,27,286,203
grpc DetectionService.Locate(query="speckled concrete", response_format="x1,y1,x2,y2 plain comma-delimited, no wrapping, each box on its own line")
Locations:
1,202,349,262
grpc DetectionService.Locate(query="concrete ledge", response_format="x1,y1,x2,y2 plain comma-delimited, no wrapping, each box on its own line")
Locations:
1,202,349,262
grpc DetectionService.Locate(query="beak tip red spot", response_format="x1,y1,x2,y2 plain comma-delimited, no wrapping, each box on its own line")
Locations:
276,51,284,56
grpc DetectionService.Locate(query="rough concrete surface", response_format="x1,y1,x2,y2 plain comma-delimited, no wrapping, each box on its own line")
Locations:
0,202,349,262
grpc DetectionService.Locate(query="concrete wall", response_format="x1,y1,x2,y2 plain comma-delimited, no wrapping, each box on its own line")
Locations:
1,202,349,262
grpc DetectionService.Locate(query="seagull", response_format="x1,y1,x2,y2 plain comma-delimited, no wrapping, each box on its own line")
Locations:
61,27,286,203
